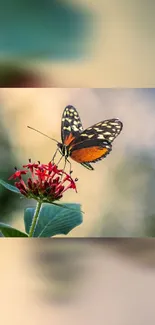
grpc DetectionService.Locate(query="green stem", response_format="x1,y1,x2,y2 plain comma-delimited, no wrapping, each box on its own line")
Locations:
28,201,42,237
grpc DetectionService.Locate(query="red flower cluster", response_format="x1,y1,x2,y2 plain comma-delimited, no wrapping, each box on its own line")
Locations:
9,160,77,202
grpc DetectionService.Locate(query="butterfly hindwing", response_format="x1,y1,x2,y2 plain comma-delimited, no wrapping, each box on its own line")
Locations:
68,118,122,164
80,162,94,170
69,138,112,163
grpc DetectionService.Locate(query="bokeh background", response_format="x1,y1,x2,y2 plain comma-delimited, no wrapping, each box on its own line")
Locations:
1,87,155,237
1,239,155,325
1,0,155,322
1,0,155,87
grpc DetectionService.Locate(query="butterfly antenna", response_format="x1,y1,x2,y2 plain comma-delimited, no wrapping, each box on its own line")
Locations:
27,126,59,144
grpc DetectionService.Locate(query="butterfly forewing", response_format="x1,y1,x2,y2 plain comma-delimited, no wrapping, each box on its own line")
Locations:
61,105,83,146
61,105,93,169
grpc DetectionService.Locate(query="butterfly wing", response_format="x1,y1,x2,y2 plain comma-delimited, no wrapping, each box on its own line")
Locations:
71,118,123,145
70,139,112,163
61,105,93,169
68,118,123,164
80,162,94,170
61,105,83,145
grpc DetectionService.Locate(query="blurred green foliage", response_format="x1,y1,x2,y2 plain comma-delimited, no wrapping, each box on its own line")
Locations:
0,0,92,59
0,118,23,222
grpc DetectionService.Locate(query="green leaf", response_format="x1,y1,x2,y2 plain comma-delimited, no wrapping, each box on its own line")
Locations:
0,179,20,194
0,222,28,237
24,203,83,237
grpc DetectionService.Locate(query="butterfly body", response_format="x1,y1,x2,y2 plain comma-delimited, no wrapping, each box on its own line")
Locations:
57,105,123,170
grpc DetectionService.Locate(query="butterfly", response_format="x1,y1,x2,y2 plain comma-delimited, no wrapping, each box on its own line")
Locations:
56,105,123,171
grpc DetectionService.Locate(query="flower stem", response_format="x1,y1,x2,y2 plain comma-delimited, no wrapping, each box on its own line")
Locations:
28,201,42,237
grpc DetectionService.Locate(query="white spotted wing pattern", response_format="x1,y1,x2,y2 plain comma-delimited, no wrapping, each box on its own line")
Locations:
60,105,123,170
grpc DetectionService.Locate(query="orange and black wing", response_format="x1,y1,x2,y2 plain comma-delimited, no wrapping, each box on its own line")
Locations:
61,105,93,170
61,105,83,146
68,118,123,165
70,139,112,164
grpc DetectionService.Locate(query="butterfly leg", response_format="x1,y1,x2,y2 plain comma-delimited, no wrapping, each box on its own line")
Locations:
51,147,59,163
56,154,64,167
62,158,67,172
58,157,67,180
61,157,72,175
66,158,72,175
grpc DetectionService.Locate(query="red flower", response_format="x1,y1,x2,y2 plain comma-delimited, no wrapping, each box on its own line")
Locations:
9,161,77,202
23,159,39,174
8,169,28,180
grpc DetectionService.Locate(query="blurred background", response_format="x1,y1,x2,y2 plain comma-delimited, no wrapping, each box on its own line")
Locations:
1,87,155,237
1,238,155,325
1,0,155,321
1,0,155,87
